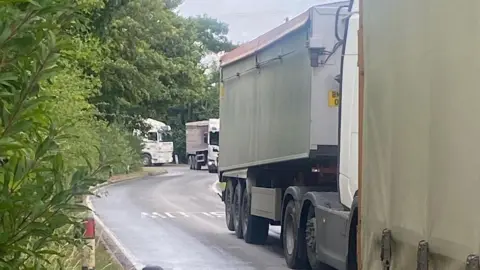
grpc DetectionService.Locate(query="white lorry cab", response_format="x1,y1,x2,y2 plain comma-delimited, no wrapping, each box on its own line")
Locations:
186,119,220,173
136,118,174,166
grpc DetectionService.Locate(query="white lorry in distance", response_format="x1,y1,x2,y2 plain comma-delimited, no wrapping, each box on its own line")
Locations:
186,119,220,173
135,118,174,166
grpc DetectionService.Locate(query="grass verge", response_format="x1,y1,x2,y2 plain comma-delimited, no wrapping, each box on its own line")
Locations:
96,238,123,270
109,166,167,183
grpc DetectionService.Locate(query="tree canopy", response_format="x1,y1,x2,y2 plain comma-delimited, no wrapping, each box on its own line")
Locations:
0,0,235,267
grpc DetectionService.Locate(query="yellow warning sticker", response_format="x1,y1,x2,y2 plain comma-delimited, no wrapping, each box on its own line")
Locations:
328,90,340,107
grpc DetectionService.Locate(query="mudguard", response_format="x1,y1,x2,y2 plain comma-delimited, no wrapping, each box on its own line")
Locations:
283,186,332,227
302,191,350,270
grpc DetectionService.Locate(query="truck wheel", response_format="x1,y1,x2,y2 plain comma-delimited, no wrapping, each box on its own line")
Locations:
142,154,152,167
233,183,244,238
306,205,331,269
241,187,269,244
195,160,201,170
283,200,307,269
224,179,235,231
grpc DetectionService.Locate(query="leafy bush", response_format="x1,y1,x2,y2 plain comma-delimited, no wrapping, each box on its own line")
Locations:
0,0,236,267
96,122,143,175
0,0,140,268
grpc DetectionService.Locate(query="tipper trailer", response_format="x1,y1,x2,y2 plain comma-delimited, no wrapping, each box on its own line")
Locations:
218,1,360,269
186,119,220,173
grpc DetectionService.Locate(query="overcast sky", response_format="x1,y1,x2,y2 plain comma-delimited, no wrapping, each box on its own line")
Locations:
178,0,335,44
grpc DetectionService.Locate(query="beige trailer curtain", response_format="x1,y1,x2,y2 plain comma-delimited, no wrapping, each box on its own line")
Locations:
361,0,480,269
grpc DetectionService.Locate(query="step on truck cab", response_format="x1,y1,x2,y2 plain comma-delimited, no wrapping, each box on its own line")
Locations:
186,119,220,173
218,1,360,269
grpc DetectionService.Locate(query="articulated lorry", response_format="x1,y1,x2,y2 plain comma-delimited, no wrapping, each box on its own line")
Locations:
137,118,174,166
219,1,358,269
219,0,480,269
186,119,220,173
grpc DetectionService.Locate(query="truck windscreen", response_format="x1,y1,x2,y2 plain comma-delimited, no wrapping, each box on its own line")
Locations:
160,131,173,142
209,132,219,146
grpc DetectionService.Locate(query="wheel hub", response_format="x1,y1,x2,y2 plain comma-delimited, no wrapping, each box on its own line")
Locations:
285,214,295,255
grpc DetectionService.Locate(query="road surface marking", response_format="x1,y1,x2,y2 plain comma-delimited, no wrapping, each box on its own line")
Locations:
142,211,225,219
202,212,213,217
209,212,224,218
164,212,176,218
178,212,189,217
152,212,166,218
141,212,153,218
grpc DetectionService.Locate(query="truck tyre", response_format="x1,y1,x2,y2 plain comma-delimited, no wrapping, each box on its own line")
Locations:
233,183,244,238
142,154,152,167
195,159,201,170
241,187,269,244
306,205,331,269
283,200,307,269
224,179,235,231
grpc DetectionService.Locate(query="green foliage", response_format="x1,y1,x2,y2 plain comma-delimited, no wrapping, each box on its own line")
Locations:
190,15,237,53
88,0,235,129
96,122,143,175
0,0,141,268
0,1,108,268
90,0,208,127
0,0,236,266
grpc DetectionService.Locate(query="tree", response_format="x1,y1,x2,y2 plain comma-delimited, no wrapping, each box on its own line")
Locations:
0,0,145,267
88,0,208,128
190,15,237,53
0,1,113,268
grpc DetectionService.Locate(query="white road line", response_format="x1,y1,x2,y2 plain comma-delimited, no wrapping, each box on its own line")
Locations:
152,212,166,218
141,212,153,218
178,212,189,217
202,212,214,218
164,212,176,218
86,197,145,270
209,212,225,218
143,211,225,219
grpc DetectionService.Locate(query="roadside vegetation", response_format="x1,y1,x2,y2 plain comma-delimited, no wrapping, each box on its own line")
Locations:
0,0,234,268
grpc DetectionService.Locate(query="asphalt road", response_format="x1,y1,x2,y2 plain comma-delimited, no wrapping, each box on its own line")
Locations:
92,165,290,270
